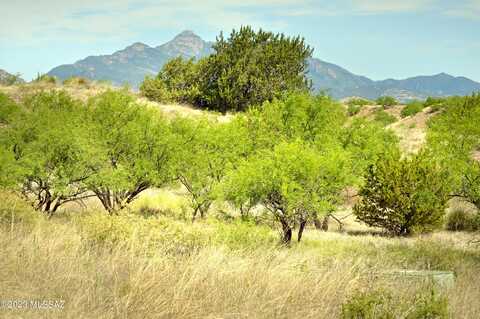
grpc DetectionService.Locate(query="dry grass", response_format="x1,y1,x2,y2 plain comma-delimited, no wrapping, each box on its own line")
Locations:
0,208,479,319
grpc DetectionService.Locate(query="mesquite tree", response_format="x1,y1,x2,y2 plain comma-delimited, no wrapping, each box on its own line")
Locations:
0,91,96,214
222,142,351,244
86,90,175,214
172,117,251,221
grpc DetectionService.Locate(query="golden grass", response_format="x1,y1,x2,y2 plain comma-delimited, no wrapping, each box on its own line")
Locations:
0,209,479,319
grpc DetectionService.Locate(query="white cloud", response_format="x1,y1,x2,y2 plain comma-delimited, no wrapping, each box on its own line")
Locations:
0,0,476,46
445,0,480,19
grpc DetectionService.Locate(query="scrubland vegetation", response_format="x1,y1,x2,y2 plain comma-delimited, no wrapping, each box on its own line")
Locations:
0,26,479,318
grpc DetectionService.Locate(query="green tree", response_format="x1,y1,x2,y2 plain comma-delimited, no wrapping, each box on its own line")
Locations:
244,93,346,151
172,117,250,220
222,142,351,244
0,91,95,214
86,90,175,214
376,96,397,108
201,26,313,112
140,57,202,105
354,153,451,236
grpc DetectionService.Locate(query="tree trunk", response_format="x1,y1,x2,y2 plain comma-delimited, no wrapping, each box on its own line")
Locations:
321,215,330,231
297,219,307,242
280,217,292,245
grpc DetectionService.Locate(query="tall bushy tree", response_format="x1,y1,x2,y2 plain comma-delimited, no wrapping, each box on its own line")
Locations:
0,91,96,214
200,26,313,112
86,90,175,213
172,117,251,220
244,93,346,150
222,142,351,244
427,94,480,186
354,152,451,236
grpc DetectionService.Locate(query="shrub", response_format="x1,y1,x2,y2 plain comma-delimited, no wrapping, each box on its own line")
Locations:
376,96,397,108
63,77,90,87
401,100,423,118
354,152,451,236
445,208,480,231
424,97,446,110
341,289,394,319
0,92,20,124
373,109,397,126
341,288,448,319
348,98,372,107
34,73,56,84
347,104,362,116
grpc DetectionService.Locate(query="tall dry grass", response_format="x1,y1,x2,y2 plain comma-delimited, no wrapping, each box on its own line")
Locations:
1,216,479,318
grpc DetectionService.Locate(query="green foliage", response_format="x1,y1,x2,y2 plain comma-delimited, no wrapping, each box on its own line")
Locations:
172,117,250,220
373,109,397,126
34,73,57,84
459,162,480,210
424,97,447,112
354,152,451,236
341,288,448,319
222,141,352,243
401,100,423,118
348,98,372,107
347,104,362,116
142,26,313,113
0,91,95,214
341,290,394,319
86,90,176,213
445,208,480,231
245,93,346,150
63,76,90,87
342,118,400,180
376,96,397,108
140,57,202,104
427,94,480,188
0,92,20,125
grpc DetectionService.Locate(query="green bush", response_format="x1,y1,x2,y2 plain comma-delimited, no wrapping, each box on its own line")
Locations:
374,109,397,126
401,100,423,118
376,96,397,108
424,97,446,112
341,288,448,319
63,76,90,87
341,289,393,319
348,98,372,107
354,153,451,236
445,208,480,231
0,92,20,124
34,73,56,84
348,104,362,116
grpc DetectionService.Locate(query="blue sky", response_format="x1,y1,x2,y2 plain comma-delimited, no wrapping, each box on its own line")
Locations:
0,0,478,81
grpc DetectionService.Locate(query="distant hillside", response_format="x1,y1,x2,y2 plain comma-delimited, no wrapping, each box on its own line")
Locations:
47,31,480,101
0,69,24,85
48,31,213,87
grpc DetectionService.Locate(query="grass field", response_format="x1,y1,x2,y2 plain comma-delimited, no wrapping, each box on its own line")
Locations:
1,191,479,319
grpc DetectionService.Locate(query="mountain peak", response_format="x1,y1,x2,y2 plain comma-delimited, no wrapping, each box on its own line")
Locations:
125,42,150,51
175,30,198,39
156,30,213,59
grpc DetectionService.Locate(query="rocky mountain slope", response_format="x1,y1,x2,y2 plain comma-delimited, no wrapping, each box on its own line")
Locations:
0,69,25,85
48,31,480,100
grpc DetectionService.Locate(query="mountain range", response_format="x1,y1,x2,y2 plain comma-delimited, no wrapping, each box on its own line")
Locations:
47,30,480,101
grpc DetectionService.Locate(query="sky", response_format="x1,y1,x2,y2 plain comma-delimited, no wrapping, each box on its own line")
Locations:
0,0,479,82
